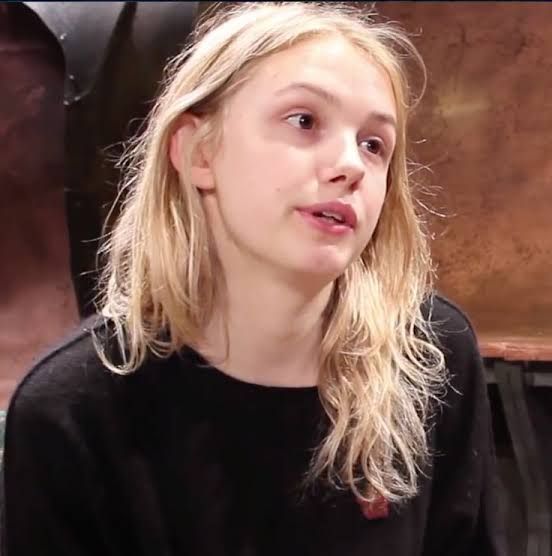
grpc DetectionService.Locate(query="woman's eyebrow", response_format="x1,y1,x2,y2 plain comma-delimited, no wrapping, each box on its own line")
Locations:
275,81,341,107
274,81,397,130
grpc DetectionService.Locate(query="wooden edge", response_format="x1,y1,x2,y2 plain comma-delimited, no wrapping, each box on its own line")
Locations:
478,336,552,362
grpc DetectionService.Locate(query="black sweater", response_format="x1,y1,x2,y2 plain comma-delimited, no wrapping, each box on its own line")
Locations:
1,296,502,555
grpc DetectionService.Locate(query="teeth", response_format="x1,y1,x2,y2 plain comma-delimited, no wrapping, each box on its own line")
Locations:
320,211,345,223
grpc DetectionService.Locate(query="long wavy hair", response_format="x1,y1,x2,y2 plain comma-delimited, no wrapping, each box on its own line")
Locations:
94,1,446,504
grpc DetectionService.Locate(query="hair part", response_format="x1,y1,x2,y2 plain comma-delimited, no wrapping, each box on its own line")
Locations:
94,1,446,504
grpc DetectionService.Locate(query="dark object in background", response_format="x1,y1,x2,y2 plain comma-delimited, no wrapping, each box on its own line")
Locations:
25,1,199,317
0,2,199,407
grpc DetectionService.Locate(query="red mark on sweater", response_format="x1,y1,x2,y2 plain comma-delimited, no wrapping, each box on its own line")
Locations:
356,495,389,520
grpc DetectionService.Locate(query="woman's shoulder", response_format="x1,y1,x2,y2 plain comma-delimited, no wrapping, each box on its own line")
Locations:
424,292,475,336
6,316,139,426
423,292,481,366
424,293,490,433
11,315,108,404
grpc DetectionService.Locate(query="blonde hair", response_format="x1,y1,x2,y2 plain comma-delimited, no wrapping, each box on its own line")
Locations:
95,1,446,504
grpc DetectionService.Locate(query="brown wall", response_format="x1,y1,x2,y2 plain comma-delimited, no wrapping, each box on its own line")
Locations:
377,2,552,355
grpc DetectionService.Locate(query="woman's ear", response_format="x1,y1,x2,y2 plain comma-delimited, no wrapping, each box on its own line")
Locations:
169,113,215,191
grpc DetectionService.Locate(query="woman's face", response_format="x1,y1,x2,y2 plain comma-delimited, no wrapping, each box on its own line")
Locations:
201,36,397,285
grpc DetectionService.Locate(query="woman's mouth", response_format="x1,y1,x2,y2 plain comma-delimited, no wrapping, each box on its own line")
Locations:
297,209,354,236
297,200,358,234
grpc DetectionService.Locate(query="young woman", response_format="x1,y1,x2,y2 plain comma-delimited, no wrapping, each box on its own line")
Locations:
2,3,502,555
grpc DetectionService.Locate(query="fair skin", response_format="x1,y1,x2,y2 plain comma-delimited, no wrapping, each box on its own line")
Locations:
171,36,397,387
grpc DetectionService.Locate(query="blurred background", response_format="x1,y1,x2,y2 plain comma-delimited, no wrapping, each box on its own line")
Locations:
0,3,550,554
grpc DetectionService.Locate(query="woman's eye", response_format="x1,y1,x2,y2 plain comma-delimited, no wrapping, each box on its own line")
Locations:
286,113,315,130
360,138,384,156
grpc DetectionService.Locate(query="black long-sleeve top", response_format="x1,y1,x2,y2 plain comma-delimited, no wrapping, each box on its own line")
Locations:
1,295,502,555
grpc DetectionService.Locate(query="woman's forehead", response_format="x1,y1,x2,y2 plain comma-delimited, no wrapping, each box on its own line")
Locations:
235,36,397,116
254,36,372,78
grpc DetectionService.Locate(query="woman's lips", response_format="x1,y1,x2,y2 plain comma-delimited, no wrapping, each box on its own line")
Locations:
297,209,354,235
297,200,358,229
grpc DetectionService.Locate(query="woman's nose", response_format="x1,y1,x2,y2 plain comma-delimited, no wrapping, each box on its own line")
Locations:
322,136,365,189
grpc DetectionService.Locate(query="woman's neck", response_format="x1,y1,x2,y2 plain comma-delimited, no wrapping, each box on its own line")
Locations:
198,272,334,388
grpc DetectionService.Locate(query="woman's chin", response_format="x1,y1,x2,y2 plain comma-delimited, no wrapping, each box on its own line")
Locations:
288,253,352,285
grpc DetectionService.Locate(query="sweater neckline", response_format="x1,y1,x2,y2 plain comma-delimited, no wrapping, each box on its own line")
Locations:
181,345,320,397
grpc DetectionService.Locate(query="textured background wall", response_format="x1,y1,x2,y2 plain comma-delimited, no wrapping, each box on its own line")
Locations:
375,2,552,356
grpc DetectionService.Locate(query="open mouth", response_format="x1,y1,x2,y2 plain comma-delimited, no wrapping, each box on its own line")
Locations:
297,209,353,236
299,201,357,229
312,211,346,225
297,201,357,232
